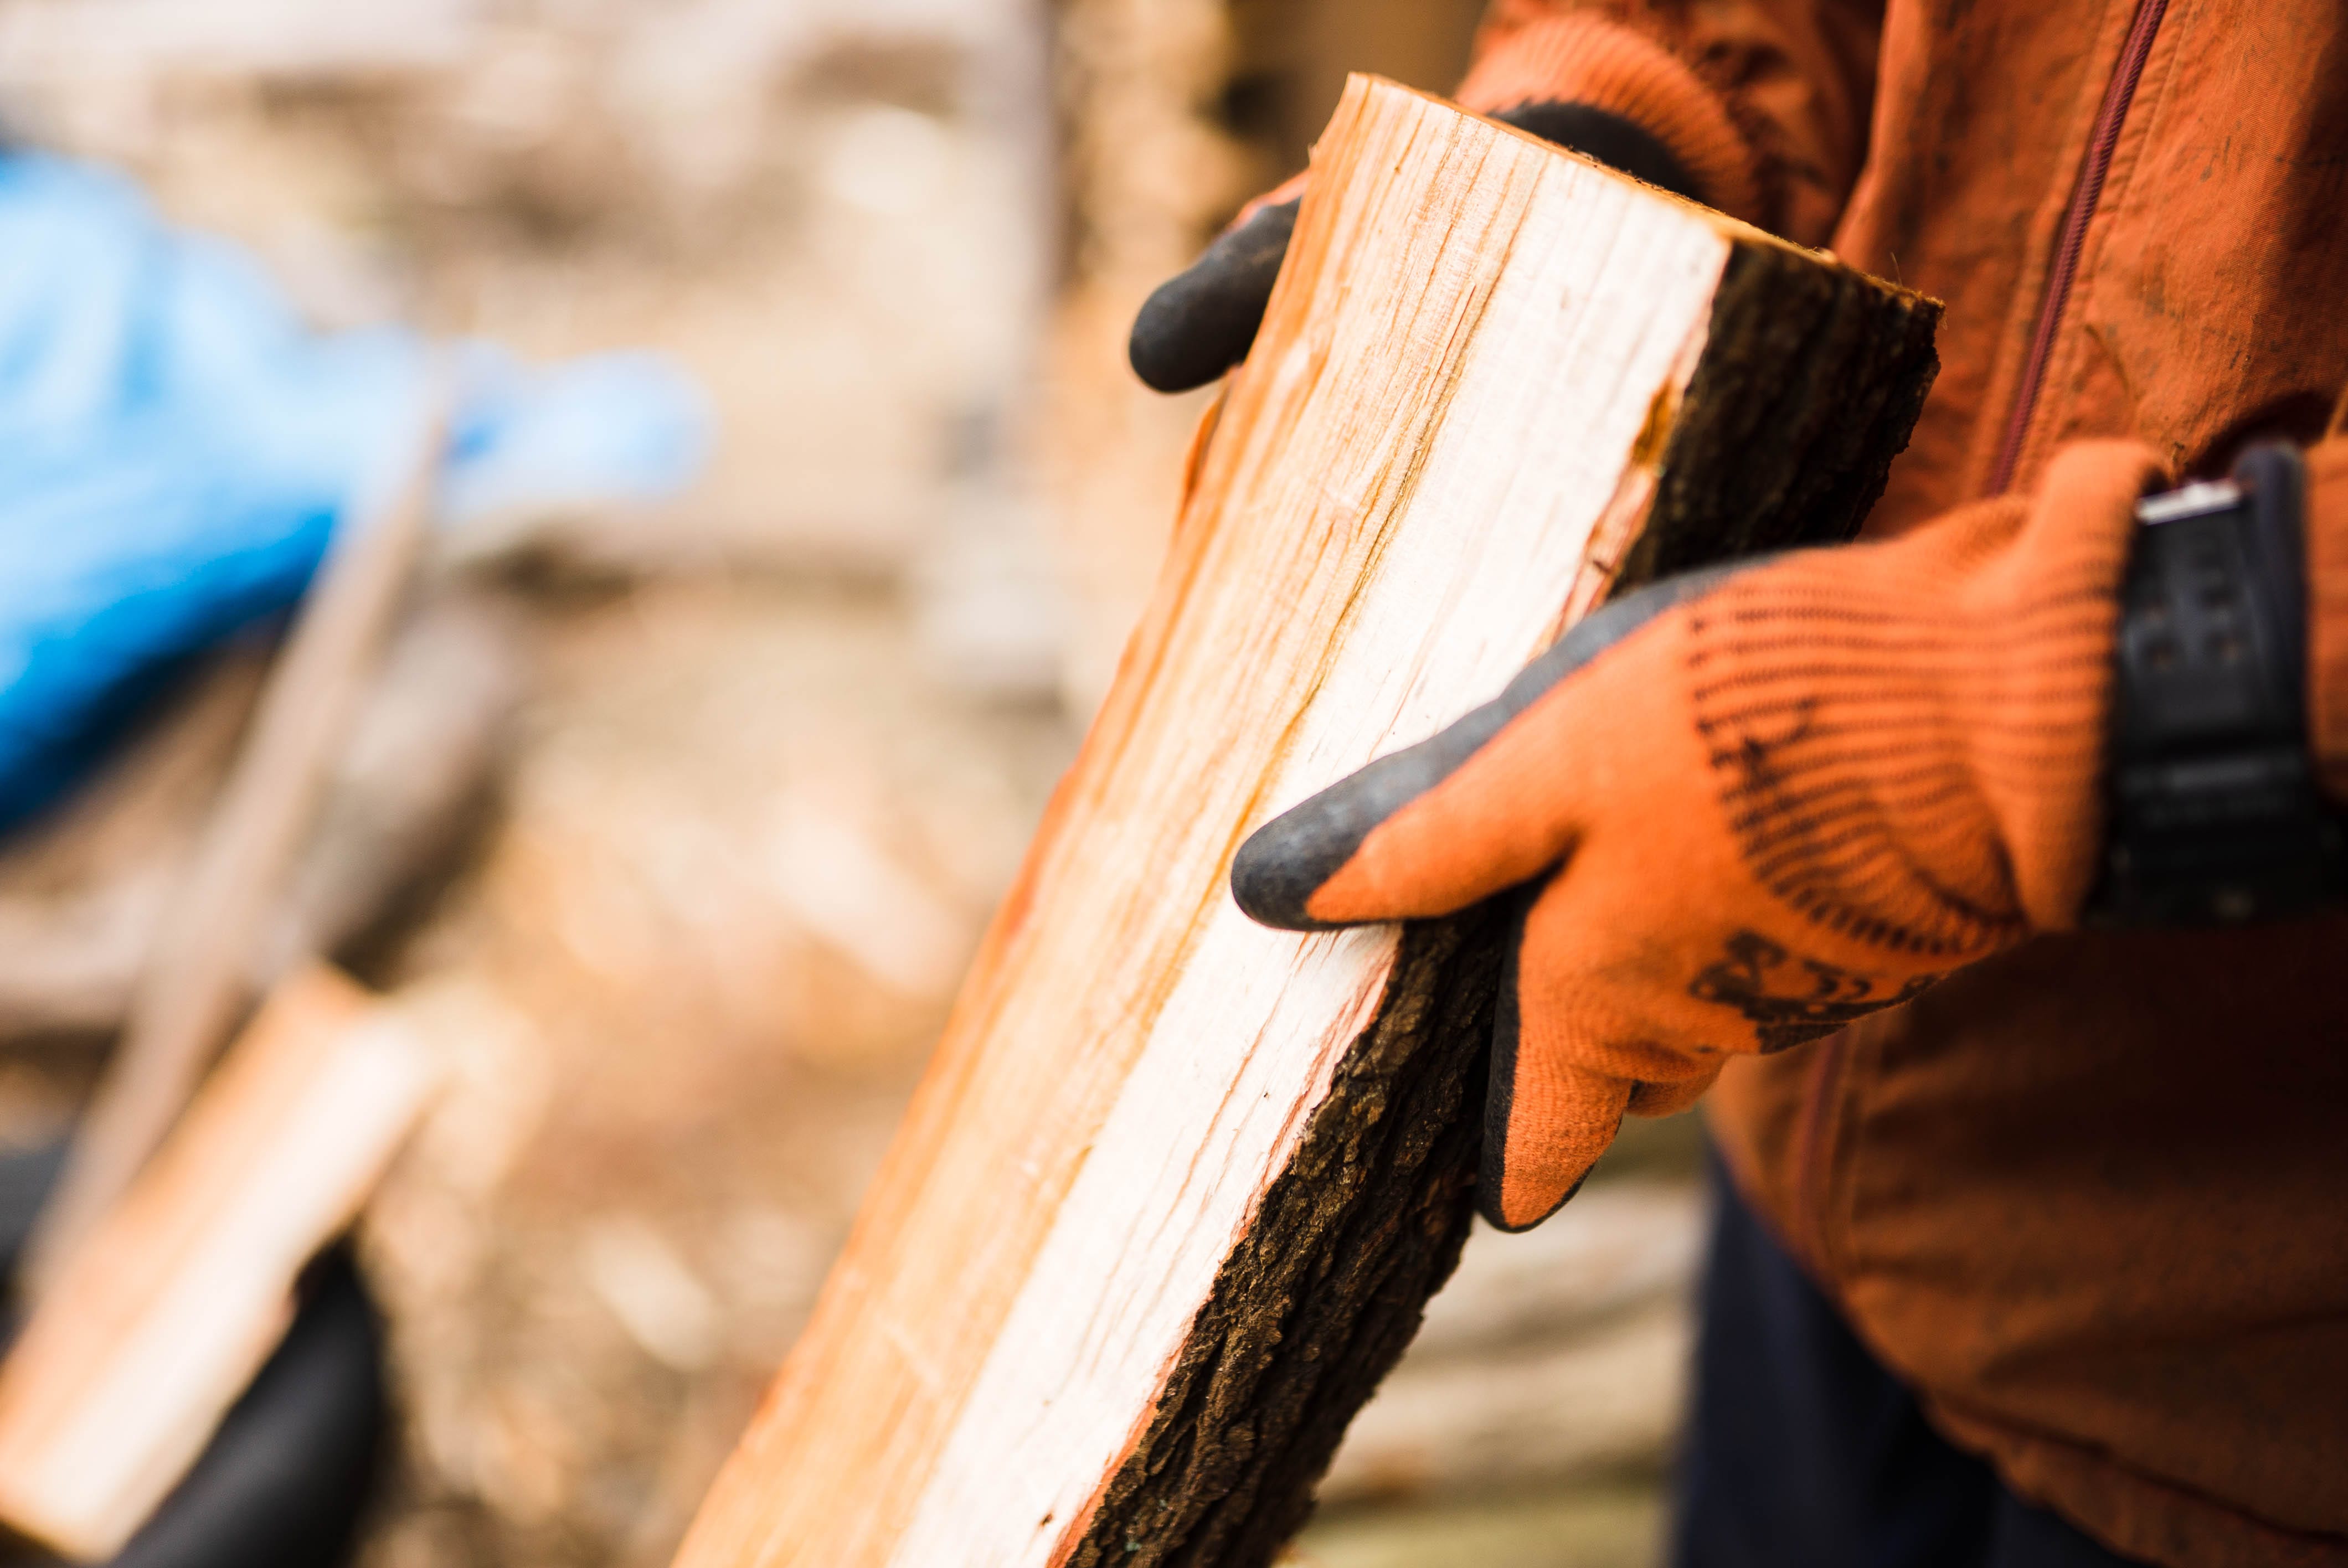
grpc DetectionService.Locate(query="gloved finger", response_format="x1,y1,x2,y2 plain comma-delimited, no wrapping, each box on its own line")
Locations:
1233,564,1748,930
1480,877,1725,1229
1483,886,1635,1229
1128,197,1300,393
1484,1054,1630,1230
1484,1066,1716,1229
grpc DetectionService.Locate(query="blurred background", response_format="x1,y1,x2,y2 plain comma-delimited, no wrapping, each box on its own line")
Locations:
0,1,1706,1564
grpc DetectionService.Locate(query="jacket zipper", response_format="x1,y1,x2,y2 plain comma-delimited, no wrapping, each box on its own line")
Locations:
1985,0,2172,494
1788,0,2172,1265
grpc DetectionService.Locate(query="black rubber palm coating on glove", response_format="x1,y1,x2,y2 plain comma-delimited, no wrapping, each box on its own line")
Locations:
1232,568,1742,930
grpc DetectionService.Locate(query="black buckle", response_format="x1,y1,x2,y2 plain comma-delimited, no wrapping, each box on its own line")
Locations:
2089,444,2342,925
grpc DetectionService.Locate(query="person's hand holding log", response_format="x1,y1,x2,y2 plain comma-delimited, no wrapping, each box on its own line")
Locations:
1236,437,2348,1229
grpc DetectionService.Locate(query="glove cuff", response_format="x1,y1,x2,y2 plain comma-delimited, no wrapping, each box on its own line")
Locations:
1681,442,2156,960
1964,441,2165,930
1455,13,1760,221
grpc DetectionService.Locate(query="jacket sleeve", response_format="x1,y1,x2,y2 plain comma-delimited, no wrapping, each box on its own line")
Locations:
1458,0,1884,247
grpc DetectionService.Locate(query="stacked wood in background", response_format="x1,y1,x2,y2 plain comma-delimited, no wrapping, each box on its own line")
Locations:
674,76,1934,1568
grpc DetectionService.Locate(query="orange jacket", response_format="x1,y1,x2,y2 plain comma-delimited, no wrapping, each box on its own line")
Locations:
1465,2,2348,1563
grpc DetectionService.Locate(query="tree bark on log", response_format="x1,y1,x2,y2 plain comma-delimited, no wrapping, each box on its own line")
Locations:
674,75,1937,1568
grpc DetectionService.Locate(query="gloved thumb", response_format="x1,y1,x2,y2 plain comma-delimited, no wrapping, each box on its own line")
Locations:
1233,566,1746,930
1484,1031,1634,1230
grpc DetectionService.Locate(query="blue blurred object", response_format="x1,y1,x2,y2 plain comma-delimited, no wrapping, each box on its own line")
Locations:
0,151,710,831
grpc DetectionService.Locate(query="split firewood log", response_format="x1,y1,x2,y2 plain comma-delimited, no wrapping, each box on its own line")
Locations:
674,75,1935,1568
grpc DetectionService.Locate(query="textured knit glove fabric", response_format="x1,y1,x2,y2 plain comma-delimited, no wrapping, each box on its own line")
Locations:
1234,441,2161,1229
1450,13,1758,220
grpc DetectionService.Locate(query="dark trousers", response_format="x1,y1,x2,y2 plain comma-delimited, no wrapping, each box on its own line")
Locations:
1672,1144,2146,1568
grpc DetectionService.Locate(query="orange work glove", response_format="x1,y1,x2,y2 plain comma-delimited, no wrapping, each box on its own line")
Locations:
1232,442,2164,1230
1128,13,1759,393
